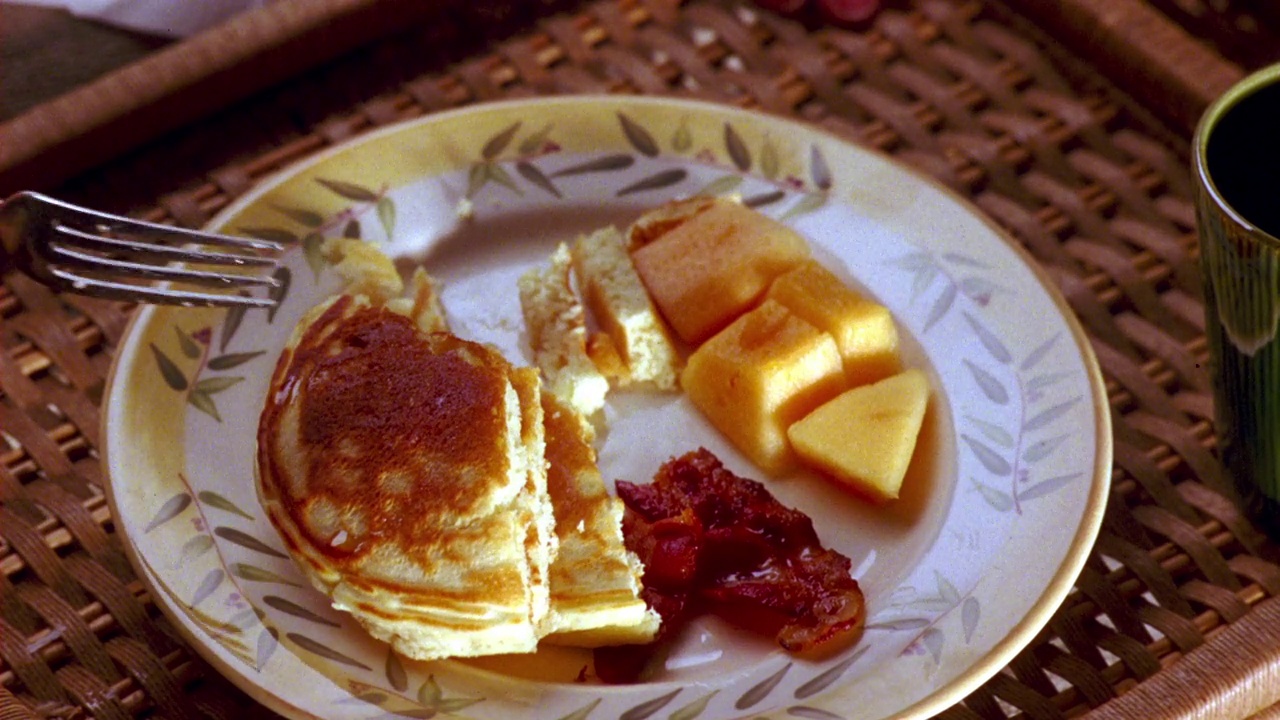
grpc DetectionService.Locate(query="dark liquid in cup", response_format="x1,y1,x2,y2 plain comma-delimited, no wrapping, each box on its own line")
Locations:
1205,80,1280,239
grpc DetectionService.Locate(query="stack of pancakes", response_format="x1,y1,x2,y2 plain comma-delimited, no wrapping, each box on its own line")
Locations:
256,240,656,661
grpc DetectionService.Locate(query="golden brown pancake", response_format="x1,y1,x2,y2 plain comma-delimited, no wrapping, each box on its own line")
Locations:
256,293,555,660
540,393,660,645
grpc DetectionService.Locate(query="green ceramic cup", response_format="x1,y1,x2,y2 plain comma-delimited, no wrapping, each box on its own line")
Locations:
1195,63,1280,538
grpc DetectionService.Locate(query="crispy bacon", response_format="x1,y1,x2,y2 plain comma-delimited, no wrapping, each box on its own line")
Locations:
595,448,865,682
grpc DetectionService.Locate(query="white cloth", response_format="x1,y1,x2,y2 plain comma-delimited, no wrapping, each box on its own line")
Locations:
8,0,274,38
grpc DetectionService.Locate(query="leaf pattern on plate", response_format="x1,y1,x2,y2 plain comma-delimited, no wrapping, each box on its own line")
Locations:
724,122,751,172
618,112,660,157
793,648,866,700
617,169,689,196
669,691,717,720
517,161,561,198
552,154,635,176
214,526,287,558
556,699,601,720
385,649,408,692
736,663,791,709
787,706,845,720
619,688,681,720
231,563,304,587
145,492,191,532
262,594,341,627
288,632,372,670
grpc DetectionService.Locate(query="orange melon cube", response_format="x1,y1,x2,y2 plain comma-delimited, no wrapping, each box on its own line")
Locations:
681,300,846,474
787,369,929,502
767,260,900,387
629,200,809,345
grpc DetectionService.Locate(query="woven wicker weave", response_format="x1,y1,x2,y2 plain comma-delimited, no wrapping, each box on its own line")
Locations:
3,0,1279,718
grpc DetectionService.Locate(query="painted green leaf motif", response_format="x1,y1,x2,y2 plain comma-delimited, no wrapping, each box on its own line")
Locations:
618,113,659,157
302,233,326,278
670,690,717,720
942,251,989,268
268,266,291,322
908,595,958,612
191,605,244,636
378,197,396,240
1028,371,1070,394
208,351,265,371
188,391,221,421
793,649,862,699
482,121,522,160
552,154,635,176
273,205,325,228
288,631,372,670
439,697,482,712
181,533,215,561
257,627,280,669
761,134,780,179
620,688,681,720
262,594,340,626
922,627,945,662
1023,434,1068,462
175,326,201,358
518,123,553,154
145,492,191,532
810,144,833,190
959,276,997,301
150,343,188,391
1021,473,1081,501
488,164,521,194
231,563,303,587
924,282,957,331
195,376,244,395
696,174,743,198
517,161,562,198
617,169,688,196
417,675,443,706
191,569,224,607
962,596,981,642
386,649,408,692
1021,335,1061,371
910,265,938,302
787,706,844,720
221,306,245,352
743,189,786,208
198,490,254,520
343,219,361,239
672,118,692,153
556,698,601,720
237,227,301,244
467,163,490,198
736,663,790,709
229,606,261,631
215,526,287,558
1024,397,1082,432
973,480,1015,512
724,122,751,171
781,192,826,221
964,312,1012,364
935,571,960,605
317,178,379,202
866,617,929,632
962,435,1012,476
963,360,1009,405
967,415,1014,448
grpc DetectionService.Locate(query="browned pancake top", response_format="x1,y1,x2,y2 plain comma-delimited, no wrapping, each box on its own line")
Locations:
260,296,516,566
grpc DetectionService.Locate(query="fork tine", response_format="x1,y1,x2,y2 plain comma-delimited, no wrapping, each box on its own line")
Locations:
48,267,277,308
53,225,278,267
32,192,284,252
48,243,281,288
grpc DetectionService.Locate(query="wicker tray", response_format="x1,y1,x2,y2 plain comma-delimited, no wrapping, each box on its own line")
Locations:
3,0,1279,717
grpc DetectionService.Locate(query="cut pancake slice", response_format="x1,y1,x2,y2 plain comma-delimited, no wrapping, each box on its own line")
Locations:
518,243,610,417
540,393,660,646
257,292,556,661
572,226,681,390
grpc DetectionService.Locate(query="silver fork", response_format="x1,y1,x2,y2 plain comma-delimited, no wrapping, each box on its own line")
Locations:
0,191,284,308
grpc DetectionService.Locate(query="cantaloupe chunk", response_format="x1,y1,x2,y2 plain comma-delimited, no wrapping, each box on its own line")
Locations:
629,199,810,345
767,260,900,387
682,299,846,474
787,369,929,502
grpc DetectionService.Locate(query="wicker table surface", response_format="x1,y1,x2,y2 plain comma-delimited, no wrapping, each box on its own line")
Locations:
3,1,1280,718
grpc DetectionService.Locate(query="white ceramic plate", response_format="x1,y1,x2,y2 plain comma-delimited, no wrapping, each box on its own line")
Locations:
103,96,1110,720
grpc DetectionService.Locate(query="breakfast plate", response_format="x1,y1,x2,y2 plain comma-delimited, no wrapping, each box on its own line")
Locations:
103,96,1110,720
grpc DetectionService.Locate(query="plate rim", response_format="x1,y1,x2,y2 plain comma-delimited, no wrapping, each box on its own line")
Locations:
100,93,1113,720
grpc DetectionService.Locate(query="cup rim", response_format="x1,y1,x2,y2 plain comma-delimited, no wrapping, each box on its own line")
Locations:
1194,62,1280,245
